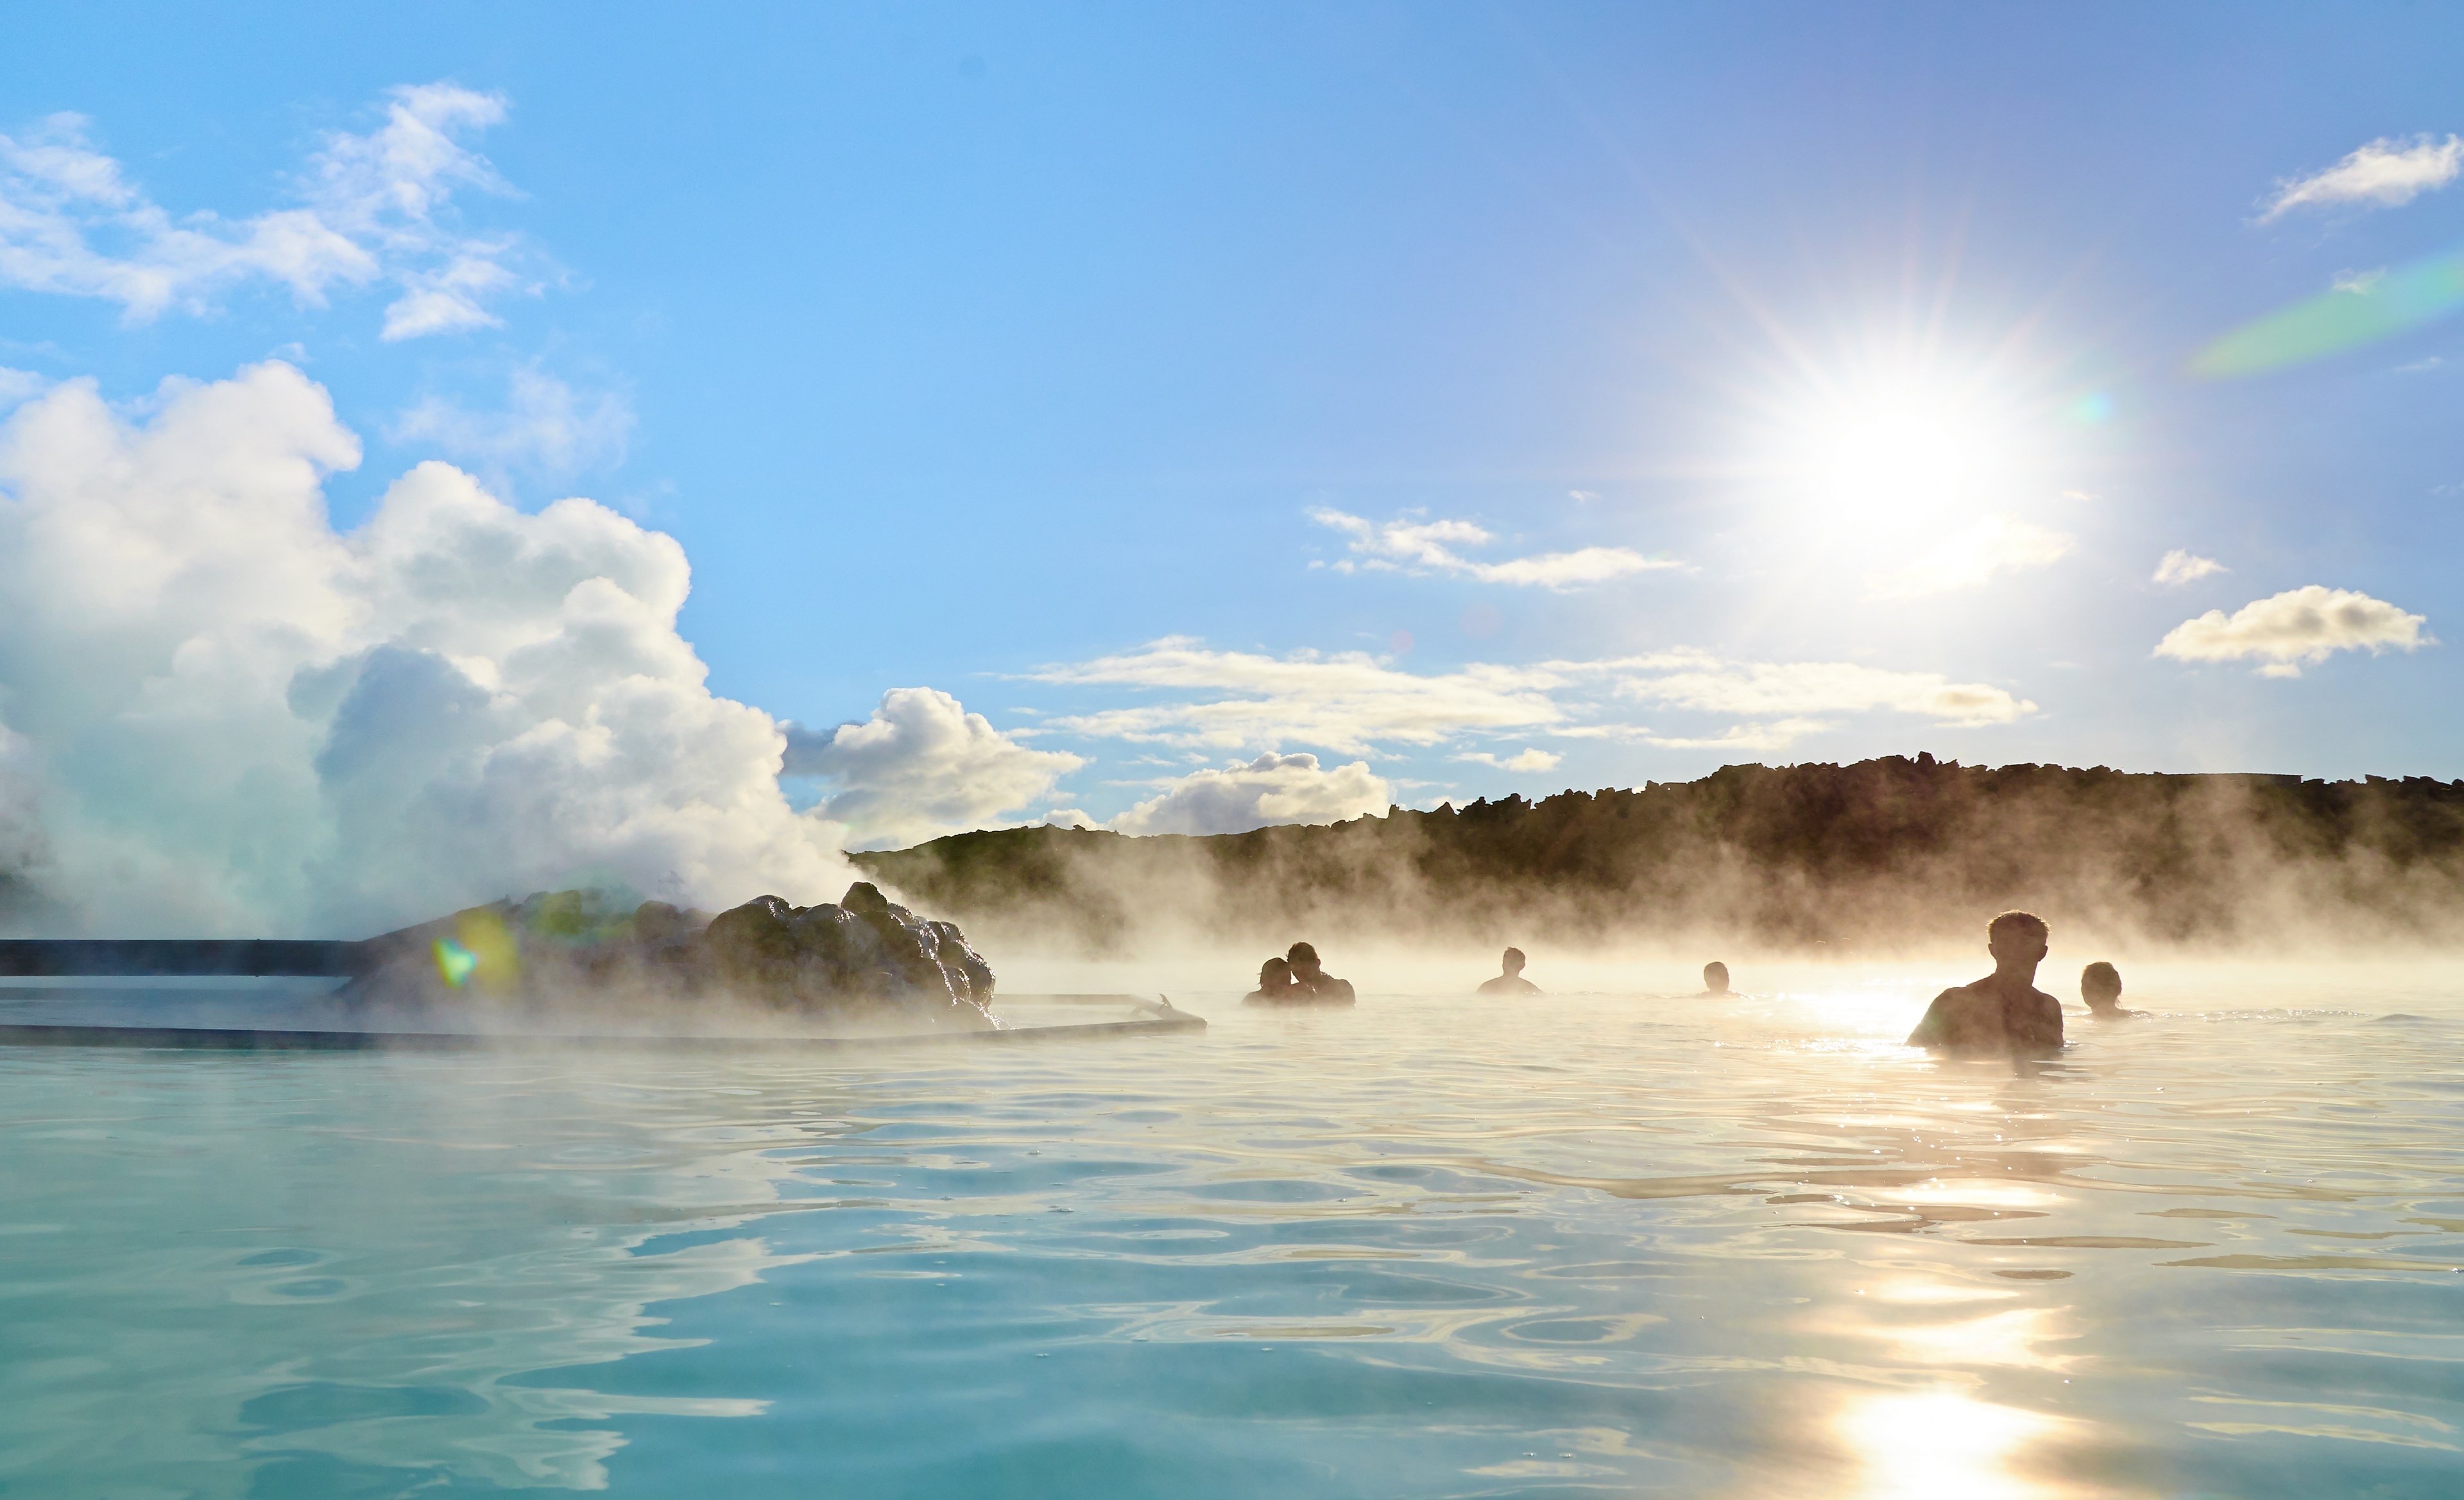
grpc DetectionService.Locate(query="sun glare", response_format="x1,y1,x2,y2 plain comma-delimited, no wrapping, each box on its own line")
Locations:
1774,372,2041,526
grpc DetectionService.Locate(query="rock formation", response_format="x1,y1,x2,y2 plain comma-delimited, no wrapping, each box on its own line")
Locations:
347,881,998,1028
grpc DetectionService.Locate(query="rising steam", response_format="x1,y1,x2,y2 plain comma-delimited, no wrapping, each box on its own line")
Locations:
0,362,851,937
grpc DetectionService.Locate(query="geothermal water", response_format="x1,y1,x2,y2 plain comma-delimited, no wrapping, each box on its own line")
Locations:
4,961,2462,1498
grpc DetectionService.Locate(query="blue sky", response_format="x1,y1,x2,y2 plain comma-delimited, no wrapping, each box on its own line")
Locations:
1,2,2459,895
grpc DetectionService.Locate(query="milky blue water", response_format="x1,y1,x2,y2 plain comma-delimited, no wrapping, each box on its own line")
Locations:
5,965,2463,1498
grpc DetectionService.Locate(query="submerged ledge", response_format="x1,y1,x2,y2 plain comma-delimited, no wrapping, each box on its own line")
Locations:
0,994,1202,1051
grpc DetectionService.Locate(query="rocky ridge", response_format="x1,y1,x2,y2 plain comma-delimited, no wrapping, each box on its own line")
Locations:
349,881,998,1028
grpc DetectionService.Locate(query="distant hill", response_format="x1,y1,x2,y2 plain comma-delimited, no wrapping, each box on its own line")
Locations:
850,755,2464,955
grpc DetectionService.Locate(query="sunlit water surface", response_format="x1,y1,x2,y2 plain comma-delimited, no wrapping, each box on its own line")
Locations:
5,961,2463,1498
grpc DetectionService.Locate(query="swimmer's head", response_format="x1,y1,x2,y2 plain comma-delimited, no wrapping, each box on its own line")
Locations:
1986,909,2050,968
1702,961,1729,994
1287,941,1321,978
2082,960,2122,1010
1501,947,1526,976
1258,956,1292,989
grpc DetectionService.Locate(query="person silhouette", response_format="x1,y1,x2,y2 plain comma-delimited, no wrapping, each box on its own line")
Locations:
1477,947,1541,995
1698,961,1733,997
1904,911,2065,1055
1286,942,1356,1003
1245,955,1302,1004
2080,961,2143,1021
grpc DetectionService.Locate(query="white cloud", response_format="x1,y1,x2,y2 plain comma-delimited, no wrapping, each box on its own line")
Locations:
2332,267,2387,295
390,366,633,484
1868,515,2074,599
1309,506,1676,590
1018,638,2033,759
1568,489,1601,503
782,687,1084,850
0,83,536,339
1107,752,1390,836
0,362,849,936
1613,651,2037,728
1638,718,1834,752
2153,549,2228,586
2261,134,2464,221
1454,748,1562,773
2155,585,2433,677
1022,637,1570,752
0,367,45,410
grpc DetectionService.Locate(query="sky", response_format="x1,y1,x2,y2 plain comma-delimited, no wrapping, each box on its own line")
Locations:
1,3,2459,931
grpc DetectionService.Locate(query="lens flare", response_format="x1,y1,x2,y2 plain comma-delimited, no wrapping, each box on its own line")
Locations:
2191,249,2464,377
432,938,479,988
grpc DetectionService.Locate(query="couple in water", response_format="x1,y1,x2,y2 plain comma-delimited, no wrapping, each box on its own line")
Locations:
1247,942,1356,1004
1904,910,2141,1055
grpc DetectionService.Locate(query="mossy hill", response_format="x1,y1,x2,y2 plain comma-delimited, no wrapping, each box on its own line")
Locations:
850,755,2464,953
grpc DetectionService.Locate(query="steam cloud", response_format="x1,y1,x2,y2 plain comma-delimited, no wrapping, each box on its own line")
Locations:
0,362,850,936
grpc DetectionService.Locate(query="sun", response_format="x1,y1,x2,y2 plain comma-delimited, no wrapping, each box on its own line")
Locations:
1770,368,2041,527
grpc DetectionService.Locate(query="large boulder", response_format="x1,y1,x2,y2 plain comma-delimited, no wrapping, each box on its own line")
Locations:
348,882,996,1028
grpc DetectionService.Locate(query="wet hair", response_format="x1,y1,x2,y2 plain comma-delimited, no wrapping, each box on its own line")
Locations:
1703,961,1729,983
1258,956,1292,985
2082,961,2120,992
1987,910,2050,944
1502,947,1526,968
1287,941,1319,965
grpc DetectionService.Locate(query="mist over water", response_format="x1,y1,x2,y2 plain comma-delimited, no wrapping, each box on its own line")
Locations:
8,961,2461,1498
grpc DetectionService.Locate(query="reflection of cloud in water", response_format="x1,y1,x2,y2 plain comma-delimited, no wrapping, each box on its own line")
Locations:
0,1057,832,1496
232,1234,790,1490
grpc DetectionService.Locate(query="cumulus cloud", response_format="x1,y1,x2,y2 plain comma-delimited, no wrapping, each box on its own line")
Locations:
0,361,849,936
1107,752,1390,836
2153,549,2228,586
1454,748,1562,773
2155,585,2433,677
1018,638,2032,759
781,687,1084,850
1309,506,1676,590
0,83,537,338
2260,134,2464,221
390,365,633,485
1868,515,2074,599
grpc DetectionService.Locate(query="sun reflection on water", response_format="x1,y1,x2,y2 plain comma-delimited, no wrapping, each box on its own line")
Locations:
1836,1390,2075,1499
